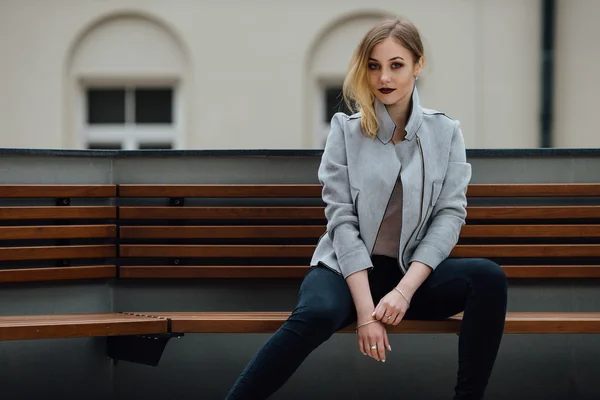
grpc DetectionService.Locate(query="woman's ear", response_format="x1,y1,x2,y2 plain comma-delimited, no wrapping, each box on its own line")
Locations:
415,56,424,78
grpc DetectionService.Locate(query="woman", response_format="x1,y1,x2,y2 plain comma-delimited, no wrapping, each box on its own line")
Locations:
227,18,507,400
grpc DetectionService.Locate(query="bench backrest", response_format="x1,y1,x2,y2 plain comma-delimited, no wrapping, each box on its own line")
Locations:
0,185,117,283
117,183,600,279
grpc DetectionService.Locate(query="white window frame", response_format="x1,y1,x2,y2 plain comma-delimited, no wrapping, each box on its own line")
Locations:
77,77,184,150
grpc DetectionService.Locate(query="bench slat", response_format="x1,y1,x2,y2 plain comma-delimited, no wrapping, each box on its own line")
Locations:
119,225,326,239
0,313,167,341
0,266,116,283
119,207,325,220
0,245,116,261
452,244,600,258
117,265,600,279
119,184,323,198
0,206,116,220
119,244,600,259
118,184,600,198
119,206,600,221
467,206,600,219
120,244,314,258
460,225,600,237
144,312,600,334
0,225,116,240
466,183,600,197
0,185,116,198
118,225,600,239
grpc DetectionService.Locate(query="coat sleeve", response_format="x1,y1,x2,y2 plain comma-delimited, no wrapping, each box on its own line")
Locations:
318,113,372,279
409,120,472,270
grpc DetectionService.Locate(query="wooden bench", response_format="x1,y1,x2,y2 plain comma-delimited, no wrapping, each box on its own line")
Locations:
117,183,600,335
0,185,177,365
0,184,118,283
1,183,599,366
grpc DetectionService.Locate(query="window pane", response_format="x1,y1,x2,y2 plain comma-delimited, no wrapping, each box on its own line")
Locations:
324,86,352,123
135,88,173,124
87,89,126,124
87,143,122,150
138,142,173,150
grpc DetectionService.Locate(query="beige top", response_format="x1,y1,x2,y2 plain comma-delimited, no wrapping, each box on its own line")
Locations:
372,174,403,258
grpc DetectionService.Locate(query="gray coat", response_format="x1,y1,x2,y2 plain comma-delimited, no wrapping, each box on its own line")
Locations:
310,87,472,278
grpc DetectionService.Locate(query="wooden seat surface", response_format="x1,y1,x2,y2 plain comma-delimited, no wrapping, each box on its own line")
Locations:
0,313,167,341
140,311,600,334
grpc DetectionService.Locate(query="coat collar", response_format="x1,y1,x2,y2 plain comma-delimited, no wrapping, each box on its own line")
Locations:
375,84,423,144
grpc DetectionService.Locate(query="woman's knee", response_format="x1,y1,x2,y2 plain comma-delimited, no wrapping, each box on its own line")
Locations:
461,258,508,292
289,300,351,338
293,266,353,330
463,258,508,294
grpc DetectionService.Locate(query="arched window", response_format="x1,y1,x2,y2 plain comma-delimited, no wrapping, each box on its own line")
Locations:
66,13,189,150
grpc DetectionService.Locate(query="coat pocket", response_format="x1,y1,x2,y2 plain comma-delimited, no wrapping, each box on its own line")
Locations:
416,180,443,240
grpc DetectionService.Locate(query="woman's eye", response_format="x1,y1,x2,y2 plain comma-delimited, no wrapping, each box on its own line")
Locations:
392,63,403,69
368,63,379,70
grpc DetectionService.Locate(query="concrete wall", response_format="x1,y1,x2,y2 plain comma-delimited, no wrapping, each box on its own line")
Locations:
0,282,114,400
5,0,593,150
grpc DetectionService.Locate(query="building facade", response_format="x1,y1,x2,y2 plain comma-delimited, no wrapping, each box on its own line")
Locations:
0,0,598,150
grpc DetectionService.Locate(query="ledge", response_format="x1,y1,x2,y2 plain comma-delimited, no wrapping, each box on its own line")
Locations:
0,147,599,158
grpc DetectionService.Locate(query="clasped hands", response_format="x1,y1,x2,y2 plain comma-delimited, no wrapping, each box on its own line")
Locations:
356,286,411,362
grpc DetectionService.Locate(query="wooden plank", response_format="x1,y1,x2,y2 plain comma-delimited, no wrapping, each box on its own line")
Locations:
119,225,600,239
119,225,326,239
120,245,314,258
0,266,116,283
119,207,325,220
119,206,600,221
0,245,116,261
0,185,116,198
500,312,600,334
0,207,116,220
120,244,600,259
451,244,600,258
119,266,310,279
118,265,600,279
467,206,600,220
502,265,600,278
118,184,600,199
460,225,600,238
160,311,462,334
145,311,600,334
467,183,600,197
0,313,167,341
118,184,323,198
0,225,116,240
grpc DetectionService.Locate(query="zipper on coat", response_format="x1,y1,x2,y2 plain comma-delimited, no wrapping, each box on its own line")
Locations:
399,135,425,272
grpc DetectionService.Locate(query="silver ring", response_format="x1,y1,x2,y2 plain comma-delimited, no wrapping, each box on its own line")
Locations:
386,314,392,319
370,345,377,350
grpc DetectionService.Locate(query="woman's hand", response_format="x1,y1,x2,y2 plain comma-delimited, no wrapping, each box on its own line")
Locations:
373,287,410,325
356,319,391,362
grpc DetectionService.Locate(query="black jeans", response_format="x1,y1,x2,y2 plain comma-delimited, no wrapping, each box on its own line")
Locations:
226,256,508,399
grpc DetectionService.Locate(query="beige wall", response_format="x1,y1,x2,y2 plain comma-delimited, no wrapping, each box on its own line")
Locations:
554,0,600,148
0,0,595,150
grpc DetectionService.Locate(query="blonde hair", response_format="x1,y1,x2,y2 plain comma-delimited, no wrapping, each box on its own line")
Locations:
343,18,424,138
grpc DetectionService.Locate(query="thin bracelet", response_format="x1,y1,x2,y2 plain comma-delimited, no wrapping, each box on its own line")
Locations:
393,287,411,306
355,319,379,332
